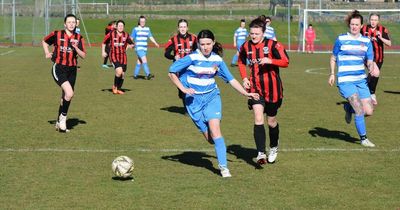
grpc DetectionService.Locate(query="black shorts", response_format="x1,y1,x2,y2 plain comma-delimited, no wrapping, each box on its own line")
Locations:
113,62,127,72
51,63,77,88
248,98,282,117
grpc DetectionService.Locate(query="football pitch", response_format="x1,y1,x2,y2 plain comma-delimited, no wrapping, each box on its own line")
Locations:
1,47,399,209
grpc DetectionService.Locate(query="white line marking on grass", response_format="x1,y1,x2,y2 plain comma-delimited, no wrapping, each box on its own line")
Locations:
0,148,399,153
0,50,15,56
305,67,399,79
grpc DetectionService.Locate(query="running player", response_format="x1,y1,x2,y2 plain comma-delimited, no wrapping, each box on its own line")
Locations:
328,10,380,147
238,17,289,165
131,16,159,80
164,19,197,111
361,13,391,105
42,14,86,133
231,19,248,67
102,20,134,95
168,29,259,178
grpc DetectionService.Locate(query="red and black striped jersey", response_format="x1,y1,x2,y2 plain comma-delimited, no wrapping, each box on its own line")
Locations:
43,30,85,67
238,38,289,103
361,24,390,63
164,33,197,61
105,25,114,35
102,30,134,65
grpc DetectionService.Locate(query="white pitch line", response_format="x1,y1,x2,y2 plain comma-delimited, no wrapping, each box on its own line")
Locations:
0,50,15,56
0,148,399,153
304,67,399,79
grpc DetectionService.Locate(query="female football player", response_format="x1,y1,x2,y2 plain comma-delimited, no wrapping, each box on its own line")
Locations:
328,10,380,147
42,14,86,132
168,29,259,178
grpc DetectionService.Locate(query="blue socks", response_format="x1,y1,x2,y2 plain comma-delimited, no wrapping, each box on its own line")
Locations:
213,137,227,167
143,63,150,76
134,64,141,76
354,115,367,137
231,54,238,65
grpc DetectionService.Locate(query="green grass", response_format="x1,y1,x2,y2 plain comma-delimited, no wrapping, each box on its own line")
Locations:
0,47,399,209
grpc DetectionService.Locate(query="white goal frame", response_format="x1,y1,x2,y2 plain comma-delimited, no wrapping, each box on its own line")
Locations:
302,9,400,53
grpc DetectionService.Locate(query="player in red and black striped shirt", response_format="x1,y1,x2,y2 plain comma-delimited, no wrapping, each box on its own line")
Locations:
238,17,289,165
102,20,134,95
361,13,391,105
42,14,86,132
164,19,197,110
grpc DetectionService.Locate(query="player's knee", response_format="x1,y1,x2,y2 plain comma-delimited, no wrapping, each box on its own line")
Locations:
267,118,277,127
64,91,74,101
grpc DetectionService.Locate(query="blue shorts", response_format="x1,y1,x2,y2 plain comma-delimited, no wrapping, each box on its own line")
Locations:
338,80,371,99
185,89,222,133
135,50,147,58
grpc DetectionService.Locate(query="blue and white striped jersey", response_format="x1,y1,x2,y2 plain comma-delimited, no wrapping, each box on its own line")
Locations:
332,33,373,84
169,49,235,94
234,27,248,46
131,26,153,51
264,26,276,40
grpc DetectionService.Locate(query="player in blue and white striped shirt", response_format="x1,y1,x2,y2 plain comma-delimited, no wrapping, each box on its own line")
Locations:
328,10,380,147
169,30,259,178
131,16,159,80
261,16,277,41
231,19,248,66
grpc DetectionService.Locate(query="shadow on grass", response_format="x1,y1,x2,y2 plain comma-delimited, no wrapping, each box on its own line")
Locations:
336,101,347,106
160,106,186,115
48,118,87,130
384,90,400,94
309,127,358,144
100,88,132,93
227,144,262,169
130,75,147,80
161,152,220,176
111,176,134,181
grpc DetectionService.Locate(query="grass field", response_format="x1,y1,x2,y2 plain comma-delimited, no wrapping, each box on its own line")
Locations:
1,47,400,209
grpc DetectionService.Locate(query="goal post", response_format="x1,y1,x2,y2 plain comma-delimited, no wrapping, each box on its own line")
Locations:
301,9,400,53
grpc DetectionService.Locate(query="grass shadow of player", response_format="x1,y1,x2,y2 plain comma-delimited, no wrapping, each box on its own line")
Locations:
227,144,263,169
48,118,87,130
384,90,400,94
160,106,186,115
161,152,220,176
131,75,147,80
111,176,134,181
100,88,132,93
309,127,358,144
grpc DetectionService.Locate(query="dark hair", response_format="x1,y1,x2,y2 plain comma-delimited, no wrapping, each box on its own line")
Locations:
116,19,125,26
240,19,245,23
346,10,363,26
250,17,266,33
138,15,146,25
369,13,380,20
308,24,313,27
64,14,76,23
178,19,188,26
194,29,223,56
108,20,116,26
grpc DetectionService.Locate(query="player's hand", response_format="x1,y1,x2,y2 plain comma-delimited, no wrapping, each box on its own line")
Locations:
328,74,335,86
127,44,134,49
242,78,251,90
369,62,380,77
155,43,160,48
102,52,108,58
45,52,52,59
247,92,259,100
259,57,272,65
183,88,195,95
174,55,180,61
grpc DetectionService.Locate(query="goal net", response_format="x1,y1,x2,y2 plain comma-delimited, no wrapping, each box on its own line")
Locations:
300,9,400,53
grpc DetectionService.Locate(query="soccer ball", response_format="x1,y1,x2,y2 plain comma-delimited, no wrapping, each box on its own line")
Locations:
111,156,134,178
